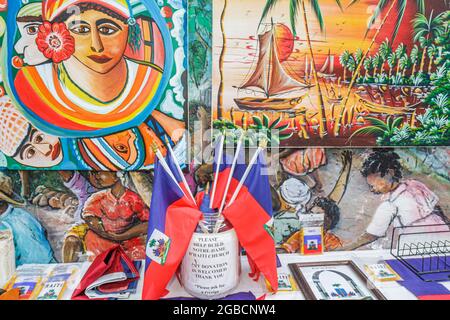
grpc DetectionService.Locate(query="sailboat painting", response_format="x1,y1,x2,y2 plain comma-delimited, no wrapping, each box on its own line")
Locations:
317,50,336,80
211,0,450,147
234,23,312,111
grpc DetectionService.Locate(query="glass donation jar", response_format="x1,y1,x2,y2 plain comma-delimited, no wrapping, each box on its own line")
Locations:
179,211,241,300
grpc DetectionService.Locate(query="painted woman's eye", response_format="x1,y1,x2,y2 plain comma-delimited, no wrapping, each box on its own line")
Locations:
26,147,36,159
114,143,128,153
70,25,91,34
26,25,39,35
98,24,119,35
34,134,44,144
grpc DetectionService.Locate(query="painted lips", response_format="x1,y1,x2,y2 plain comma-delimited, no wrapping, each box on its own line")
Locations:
51,142,61,161
88,55,112,64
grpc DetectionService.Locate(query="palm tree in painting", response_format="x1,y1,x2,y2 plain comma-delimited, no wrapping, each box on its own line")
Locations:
363,57,373,81
394,43,406,76
339,50,351,82
373,40,390,83
427,44,437,74
378,39,391,75
334,0,426,136
387,52,396,81
399,54,411,78
354,48,364,66
347,55,357,80
410,45,420,77
354,48,364,82
372,53,382,77
259,0,344,138
413,11,446,74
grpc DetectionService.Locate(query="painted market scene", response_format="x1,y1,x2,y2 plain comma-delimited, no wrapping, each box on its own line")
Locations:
0,0,448,302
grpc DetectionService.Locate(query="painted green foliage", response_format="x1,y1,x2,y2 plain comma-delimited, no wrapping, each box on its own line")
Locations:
347,11,450,146
188,0,212,89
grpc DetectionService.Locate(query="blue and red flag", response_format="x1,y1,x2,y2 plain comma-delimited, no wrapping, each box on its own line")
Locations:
222,150,278,292
142,152,202,300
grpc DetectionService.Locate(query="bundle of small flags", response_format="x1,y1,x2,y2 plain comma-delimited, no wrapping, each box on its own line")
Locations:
142,135,278,300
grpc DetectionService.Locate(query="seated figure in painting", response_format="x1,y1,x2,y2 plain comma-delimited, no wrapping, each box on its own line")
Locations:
0,172,55,266
342,150,450,250
12,0,185,168
63,171,149,262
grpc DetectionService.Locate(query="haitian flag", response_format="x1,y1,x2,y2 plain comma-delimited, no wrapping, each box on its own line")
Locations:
142,152,202,300
210,140,246,209
222,150,278,292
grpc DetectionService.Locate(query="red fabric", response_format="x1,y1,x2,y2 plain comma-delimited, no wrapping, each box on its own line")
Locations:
72,245,139,300
246,254,260,281
419,295,450,300
84,230,146,261
83,189,149,234
223,185,278,292
142,197,202,300
211,168,244,210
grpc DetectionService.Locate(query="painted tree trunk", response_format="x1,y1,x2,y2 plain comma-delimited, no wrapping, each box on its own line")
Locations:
217,0,228,120
301,0,328,137
428,55,434,74
419,42,428,73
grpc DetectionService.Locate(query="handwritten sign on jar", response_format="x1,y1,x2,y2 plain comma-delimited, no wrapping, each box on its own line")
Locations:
180,229,241,299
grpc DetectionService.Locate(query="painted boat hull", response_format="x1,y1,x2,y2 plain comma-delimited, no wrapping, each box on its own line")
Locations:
234,96,305,111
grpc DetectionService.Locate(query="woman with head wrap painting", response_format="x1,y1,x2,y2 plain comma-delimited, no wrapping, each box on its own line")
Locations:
6,0,185,169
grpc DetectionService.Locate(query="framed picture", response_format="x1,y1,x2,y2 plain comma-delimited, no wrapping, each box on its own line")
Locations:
288,260,386,300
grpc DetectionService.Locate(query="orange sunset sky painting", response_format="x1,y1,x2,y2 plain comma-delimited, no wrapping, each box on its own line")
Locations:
212,0,447,114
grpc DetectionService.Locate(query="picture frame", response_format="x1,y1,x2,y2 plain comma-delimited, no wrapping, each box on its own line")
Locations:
288,260,386,300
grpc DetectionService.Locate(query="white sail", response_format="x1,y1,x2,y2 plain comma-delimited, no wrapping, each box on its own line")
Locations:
240,26,308,97
330,55,335,74
240,31,271,94
319,50,336,76
320,52,330,74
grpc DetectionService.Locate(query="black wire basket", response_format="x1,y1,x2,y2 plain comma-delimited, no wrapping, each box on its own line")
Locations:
390,224,450,282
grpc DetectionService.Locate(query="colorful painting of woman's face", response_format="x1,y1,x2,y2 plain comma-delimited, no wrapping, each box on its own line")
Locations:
13,128,63,168
65,9,129,74
15,20,48,66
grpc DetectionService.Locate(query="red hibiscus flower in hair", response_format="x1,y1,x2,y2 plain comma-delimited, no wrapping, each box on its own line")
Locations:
36,22,75,63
